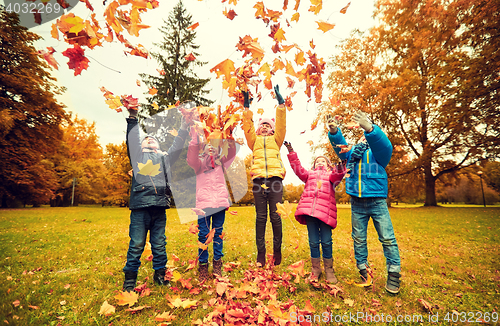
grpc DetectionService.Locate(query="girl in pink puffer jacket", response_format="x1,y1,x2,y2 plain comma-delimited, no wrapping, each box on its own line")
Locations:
285,141,346,283
187,126,236,282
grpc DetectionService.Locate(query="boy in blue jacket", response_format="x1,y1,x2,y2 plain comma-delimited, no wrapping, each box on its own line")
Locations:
123,107,189,292
327,111,401,294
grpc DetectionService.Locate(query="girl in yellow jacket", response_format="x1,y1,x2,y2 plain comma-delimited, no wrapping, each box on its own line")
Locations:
241,85,286,267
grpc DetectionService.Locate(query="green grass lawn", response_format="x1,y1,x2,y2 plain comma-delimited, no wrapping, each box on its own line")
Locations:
0,205,499,325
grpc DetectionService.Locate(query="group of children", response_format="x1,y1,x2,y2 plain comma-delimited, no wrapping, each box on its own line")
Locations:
122,85,402,295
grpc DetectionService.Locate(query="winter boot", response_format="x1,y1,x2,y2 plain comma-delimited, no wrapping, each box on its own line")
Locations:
323,258,338,284
198,263,209,283
213,259,223,277
357,268,372,287
273,250,282,266
385,272,401,294
310,257,322,281
123,271,137,292
257,251,266,267
153,268,170,287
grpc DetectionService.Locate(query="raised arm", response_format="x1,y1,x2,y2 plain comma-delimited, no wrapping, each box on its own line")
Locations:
284,142,309,183
166,117,189,165
186,126,203,173
273,85,286,147
353,111,392,168
126,109,142,173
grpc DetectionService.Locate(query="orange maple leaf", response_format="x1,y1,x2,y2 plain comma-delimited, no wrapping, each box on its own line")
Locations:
273,28,286,43
114,291,138,307
189,223,199,234
291,12,300,22
309,0,323,15
223,8,237,20
257,108,264,115
187,22,199,30
38,47,59,70
295,50,306,66
210,59,235,81
276,200,294,219
198,241,208,251
316,21,335,32
310,39,316,49
205,228,216,245
148,87,157,95
185,53,196,61
288,260,306,277
286,76,295,88
155,311,176,322
340,1,351,14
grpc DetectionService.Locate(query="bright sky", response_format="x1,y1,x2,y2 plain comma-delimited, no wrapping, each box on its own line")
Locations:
24,0,376,186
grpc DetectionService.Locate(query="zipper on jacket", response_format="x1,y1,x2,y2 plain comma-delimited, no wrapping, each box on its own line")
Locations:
263,136,268,178
358,157,363,197
311,170,319,215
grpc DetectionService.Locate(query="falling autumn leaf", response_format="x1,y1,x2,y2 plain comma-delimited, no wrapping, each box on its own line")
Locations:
276,200,293,219
340,1,351,14
185,53,196,61
168,129,178,137
307,140,314,146
223,8,238,20
62,44,89,76
187,22,199,30
189,223,199,234
316,21,335,33
38,47,59,70
149,87,157,95
291,12,300,22
137,160,161,177
205,228,216,245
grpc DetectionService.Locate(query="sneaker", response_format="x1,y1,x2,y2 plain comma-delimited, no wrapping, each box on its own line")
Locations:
385,272,401,294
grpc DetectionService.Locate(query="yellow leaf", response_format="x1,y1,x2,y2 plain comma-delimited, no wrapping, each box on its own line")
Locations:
261,184,269,189
276,200,293,219
181,298,197,309
152,102,159,110
317,181,322,189
295,50,306,66
273,28,286,43
137,159,161,177
344,298,355,307
257,62,271,80
155,311,176,322
257,108,264,115
316,20,335,33
307,140,314,146
171,271,182,283
105,96,123,111
98,300,115,316
168,129,178,137
291,12,300,22
114,291,138,307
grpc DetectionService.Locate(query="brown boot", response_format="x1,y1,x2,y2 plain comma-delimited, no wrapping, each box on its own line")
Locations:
310,257,322,281
323,258,338,284
273,250,282,266
198,263,209,283
257,251,266,267
213,259,223,277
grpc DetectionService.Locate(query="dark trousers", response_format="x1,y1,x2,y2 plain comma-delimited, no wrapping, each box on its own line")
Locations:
252,177,283,254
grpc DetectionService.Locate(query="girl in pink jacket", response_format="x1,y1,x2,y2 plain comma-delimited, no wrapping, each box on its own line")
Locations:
285,141,346,283
187,127,236,282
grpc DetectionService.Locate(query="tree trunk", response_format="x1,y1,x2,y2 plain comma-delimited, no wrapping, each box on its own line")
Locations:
423,160,437,206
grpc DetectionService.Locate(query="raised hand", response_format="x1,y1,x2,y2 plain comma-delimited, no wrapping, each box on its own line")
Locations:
353,111,373,132
326,114,338,134
284,141,294,153
274,85,285,105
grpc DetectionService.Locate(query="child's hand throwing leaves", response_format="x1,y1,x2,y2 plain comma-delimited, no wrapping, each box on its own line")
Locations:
284,141,294,153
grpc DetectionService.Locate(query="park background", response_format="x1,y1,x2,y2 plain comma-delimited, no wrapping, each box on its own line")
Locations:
1,0,500,324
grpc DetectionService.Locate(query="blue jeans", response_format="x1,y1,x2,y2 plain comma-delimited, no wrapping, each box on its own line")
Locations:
305,216,333,259
123,207,168,272
351,197,401,273
198,208,226,263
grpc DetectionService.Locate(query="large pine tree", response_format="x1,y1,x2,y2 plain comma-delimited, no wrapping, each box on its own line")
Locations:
0,7,68,207
139,0,212,145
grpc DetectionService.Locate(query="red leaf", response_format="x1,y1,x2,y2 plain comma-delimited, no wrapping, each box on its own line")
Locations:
223,8,237,20
185,53,196,61
62,44,89,76
34,11,42,25
38,47,59,70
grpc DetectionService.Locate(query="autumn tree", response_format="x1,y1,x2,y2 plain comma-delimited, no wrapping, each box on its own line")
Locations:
0,8,68,207
139,0,213,144
50,116,106,207
322,0,500,206
103,142,132,206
